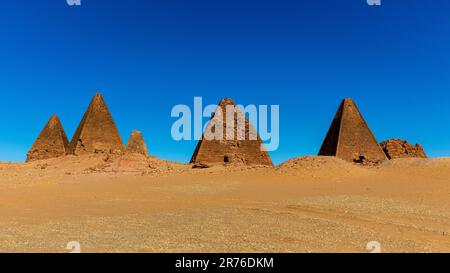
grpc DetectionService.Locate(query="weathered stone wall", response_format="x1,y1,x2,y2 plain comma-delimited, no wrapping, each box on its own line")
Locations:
191,98,273,166
380,139,427,159
26,114,69,162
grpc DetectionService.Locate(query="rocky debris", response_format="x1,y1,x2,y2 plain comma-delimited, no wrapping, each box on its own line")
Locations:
69,93,125,155
192,162,211,169
28,154,186,176
86,153,185,175
126,130,149,156
26,114,70,162
380,139,427,159
190,98,273,166
318,98,387,165
352,153,384,166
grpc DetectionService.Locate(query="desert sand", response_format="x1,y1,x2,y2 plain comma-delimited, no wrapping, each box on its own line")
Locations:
0,154,449,253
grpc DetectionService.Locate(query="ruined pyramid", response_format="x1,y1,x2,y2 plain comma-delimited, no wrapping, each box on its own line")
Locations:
190,98,273,166
380,138,427,159
26,114,69,162
69,93,125,155
126,130,149,156
318,98,387,164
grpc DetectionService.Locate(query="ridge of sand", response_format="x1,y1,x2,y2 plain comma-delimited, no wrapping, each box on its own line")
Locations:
276,156,372,180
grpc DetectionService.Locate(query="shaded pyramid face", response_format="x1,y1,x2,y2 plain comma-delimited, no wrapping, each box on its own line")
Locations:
26,115,69,162
190,98,273,166
126,130,149,156
69,94,124,155
319,99,387,164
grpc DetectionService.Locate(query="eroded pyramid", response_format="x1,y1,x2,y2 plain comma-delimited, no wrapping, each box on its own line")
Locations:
126,130,149,156
380,138,427,159
318,98,387,164
190,98,273,166
26,114,69,162
69,93,124,155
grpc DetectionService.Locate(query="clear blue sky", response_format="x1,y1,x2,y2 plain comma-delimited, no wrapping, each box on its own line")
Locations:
1,0,449,165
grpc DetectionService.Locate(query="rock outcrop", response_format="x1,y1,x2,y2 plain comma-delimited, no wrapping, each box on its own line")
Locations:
190,98,273,166
380,139,427,159
318,98,387,165
26,114,69,162
69,93,124,155
125,130,149,156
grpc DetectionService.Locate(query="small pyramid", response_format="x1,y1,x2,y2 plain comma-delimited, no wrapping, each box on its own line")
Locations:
190,98,273,166
126,130,149,156
26,114,69,162
318,98,387,164
69,93,124,155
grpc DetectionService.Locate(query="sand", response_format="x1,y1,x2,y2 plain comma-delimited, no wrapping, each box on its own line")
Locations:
0,154,449,253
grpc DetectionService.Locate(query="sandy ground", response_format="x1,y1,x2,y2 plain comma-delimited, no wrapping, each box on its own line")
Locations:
0,154,449,253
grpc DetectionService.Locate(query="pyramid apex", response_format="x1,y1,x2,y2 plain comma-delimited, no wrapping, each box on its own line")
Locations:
91,93,105,102
342,98,355,103
83,93,109,112
340,98,359,109
218,98,235,106
47,114,62,128
49,114,59,121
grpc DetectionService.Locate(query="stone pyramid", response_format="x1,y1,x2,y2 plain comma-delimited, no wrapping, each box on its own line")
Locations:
69,93,125,155
318,98,387,164
380,139,427,159
26,114,69,162
190,98,273,166
126,130,149,156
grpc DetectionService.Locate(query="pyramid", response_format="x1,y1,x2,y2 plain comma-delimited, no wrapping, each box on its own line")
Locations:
190,98,273,166
26,114,69,162
318,98,387,164
126,130,149,156
380,139,427,159
69,93,124,155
